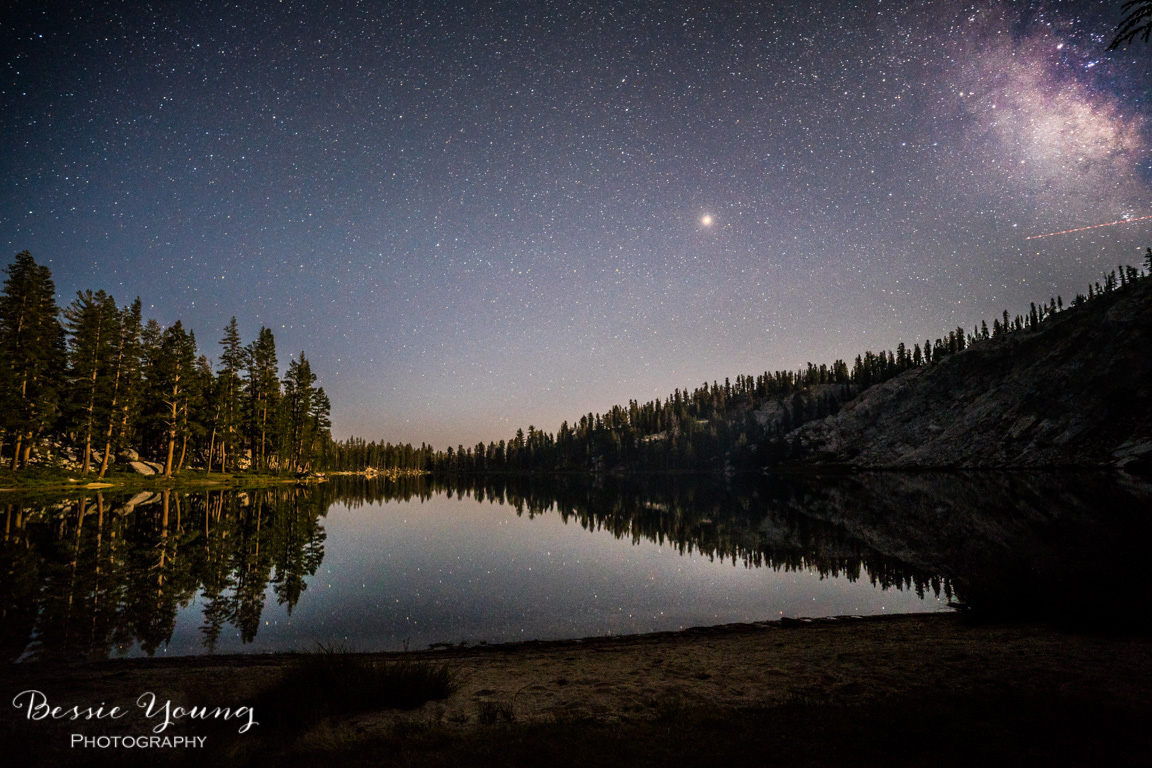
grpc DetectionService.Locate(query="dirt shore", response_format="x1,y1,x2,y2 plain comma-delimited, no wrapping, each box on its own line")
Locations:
4,612,1151,766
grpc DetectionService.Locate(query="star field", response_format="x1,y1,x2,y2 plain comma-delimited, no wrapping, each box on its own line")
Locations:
3,1,1151,447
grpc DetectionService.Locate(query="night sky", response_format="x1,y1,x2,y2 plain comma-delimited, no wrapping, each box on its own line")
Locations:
3,1,1150,448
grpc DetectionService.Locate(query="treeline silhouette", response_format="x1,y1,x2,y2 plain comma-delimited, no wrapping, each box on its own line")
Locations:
0,251,332,476
327,252,1152,474
0,474,955,660
8,246,1148,478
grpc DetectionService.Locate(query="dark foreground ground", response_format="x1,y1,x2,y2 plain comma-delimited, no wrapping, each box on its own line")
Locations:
2,613,1150,767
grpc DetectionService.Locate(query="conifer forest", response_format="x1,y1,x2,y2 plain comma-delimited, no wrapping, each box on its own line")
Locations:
4,248,1149,478
0,251,331,477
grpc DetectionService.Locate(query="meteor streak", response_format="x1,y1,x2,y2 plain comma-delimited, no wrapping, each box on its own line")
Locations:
1025,214,1152,240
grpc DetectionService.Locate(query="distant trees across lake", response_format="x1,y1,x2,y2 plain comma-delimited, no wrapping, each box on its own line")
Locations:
0,251,331,476
328,251,1152,475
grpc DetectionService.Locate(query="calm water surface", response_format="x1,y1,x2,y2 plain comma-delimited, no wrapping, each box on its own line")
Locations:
180,492,936,655
4,472,1147,660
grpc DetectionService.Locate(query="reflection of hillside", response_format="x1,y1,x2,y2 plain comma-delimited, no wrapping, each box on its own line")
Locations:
329,471,1152,626
325,474,956,600
778,471,1152,625
2,471,1145,660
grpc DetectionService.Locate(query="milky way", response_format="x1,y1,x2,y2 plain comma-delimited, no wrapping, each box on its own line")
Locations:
2,1,1150,447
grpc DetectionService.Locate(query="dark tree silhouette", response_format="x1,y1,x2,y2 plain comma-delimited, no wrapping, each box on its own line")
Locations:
1110,1,1152,49
0,252,64,469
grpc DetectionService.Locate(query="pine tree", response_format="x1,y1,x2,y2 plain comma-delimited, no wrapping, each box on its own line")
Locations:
246,327,280,471
63,290,120,472
215,317,246,472
176,353,212,472
95,298,143,478
0,252,65,469
145,321,198,477
283,352,318,471
308,387,332,469
1110,1,1152,49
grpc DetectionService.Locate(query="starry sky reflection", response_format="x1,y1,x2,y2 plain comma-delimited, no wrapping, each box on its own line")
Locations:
155,491,940,656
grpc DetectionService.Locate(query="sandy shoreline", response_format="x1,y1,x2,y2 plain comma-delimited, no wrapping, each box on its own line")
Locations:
5,612,1150,722
4,612,1151,765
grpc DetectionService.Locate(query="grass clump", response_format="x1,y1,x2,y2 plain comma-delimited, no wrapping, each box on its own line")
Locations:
258,643,458,729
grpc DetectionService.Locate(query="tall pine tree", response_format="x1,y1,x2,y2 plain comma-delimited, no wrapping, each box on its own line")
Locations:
214,317,246,472
94,298,143,478
245,327,280,471
283,352,317,471
0,252,65,469
145,321,198,477
63,289,120,473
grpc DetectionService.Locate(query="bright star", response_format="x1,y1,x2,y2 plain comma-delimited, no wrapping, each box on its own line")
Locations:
700,215,713,226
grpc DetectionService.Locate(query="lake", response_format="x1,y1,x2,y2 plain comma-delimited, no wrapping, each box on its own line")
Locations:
3,471,1148,660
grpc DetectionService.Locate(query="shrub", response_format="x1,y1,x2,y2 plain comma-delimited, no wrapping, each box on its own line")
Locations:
258,643,457,728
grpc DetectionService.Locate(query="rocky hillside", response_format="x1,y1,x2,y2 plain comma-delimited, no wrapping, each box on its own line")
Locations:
775,277,1152,470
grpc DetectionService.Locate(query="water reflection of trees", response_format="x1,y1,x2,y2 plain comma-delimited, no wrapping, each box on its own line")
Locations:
321,471,1152,626
326,473,957,600
4,471,1148,660
1,486,328,662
